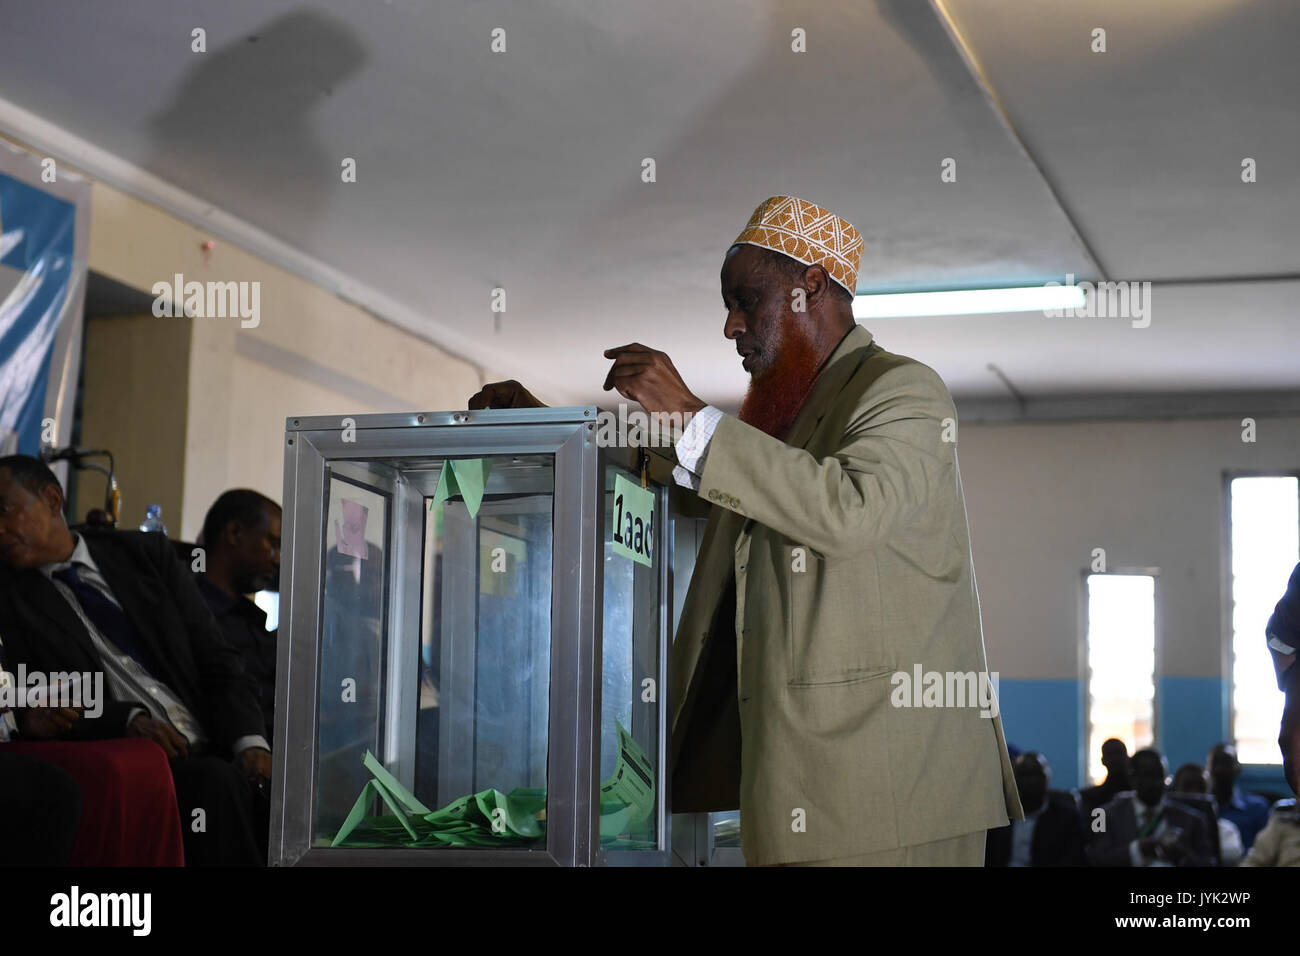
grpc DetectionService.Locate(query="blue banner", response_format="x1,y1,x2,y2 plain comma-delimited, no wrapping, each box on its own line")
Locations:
0,170,79,455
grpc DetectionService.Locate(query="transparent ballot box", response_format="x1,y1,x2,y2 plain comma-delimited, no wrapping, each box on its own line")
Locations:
269,407,672,866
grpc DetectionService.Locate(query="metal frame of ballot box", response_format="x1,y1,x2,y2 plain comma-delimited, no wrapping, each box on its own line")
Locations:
269,407,678,867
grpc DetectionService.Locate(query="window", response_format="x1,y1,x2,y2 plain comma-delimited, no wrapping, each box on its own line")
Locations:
1229,475,1300,765
1086,573,1156,785
253,590,279,630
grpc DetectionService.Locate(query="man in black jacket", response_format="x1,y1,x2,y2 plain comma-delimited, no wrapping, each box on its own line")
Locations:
986,752,1085,866
0,455,269,865
1078,738,1133,822
194,489,281,741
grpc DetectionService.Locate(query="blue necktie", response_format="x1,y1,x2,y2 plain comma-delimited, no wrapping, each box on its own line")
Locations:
53,564,161,676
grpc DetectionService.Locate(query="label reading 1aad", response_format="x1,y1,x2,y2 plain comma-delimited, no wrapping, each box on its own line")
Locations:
612,474,654,568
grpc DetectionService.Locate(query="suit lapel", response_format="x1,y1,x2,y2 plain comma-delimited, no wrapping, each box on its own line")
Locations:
673,327,879,729
83,535,168,669
20,572,103,665
783,324,875,452
737,324,876,537
670,504,747,729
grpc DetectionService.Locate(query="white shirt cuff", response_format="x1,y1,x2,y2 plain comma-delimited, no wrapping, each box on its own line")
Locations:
671,405,723,489
234,734,271,755
672,465,701,490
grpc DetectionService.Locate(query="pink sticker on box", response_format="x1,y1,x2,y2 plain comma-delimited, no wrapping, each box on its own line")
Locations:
337,499,370,559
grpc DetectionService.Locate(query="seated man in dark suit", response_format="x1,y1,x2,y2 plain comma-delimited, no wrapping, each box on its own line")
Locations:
1171,762,1238,865
986,752,1085,866
1208,742,1271,851
1086,748,1213,867
1078,738,1132,822
0,455,269,865
194,490,281,740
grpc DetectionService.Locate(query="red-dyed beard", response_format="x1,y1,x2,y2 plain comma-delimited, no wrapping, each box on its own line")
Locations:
737,319,825,441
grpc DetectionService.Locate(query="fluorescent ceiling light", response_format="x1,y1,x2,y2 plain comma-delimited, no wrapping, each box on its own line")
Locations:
853,285,1087,318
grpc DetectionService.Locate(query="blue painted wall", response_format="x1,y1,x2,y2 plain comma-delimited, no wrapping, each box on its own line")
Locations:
1157,675,1228,772
997,678,1085,790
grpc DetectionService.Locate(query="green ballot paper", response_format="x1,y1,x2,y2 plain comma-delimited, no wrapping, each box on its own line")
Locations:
598,719,656,831
329,718,657,851
429,457,494,525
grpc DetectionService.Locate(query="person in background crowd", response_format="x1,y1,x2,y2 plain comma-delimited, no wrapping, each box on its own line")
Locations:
1172,762,1244,865
1207,742,1271,851
986,752,1085,866
195,490,281,740
1078,738,1133,821
1241,799,1300,866
1086,748,1213,867
0,455,269,865
1267,561,1300,794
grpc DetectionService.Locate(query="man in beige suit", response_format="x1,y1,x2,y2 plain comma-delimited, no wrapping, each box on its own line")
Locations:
473,195,1021,865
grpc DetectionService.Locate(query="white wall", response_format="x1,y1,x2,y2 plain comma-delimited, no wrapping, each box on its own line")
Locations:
82,179,487,540
957,415,1300,681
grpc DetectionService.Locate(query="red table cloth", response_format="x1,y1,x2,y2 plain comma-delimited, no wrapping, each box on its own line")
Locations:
2,738,184,866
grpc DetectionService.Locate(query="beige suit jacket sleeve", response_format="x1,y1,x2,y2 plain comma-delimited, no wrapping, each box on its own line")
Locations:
1240,817,1281,866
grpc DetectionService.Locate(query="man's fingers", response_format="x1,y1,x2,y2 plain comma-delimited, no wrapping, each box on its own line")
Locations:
607,381,639,404
602,343,654,358
137,718,186,758
154,731,179,759
603,354,659,391
467,381,509,410
468,382,506,409
605,368,639,394
468,380,545,409
36,708,78,733
607,365,660,391
607,354,656,369
165,726,189,758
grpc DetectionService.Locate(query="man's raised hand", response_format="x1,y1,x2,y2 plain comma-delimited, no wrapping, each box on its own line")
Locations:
467,380,547,410
602,343,705,418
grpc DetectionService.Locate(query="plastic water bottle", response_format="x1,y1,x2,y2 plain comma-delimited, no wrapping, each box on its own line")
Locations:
139,504,168,535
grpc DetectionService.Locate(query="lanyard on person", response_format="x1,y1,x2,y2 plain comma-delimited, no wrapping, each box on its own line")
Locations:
1138,808,1166,838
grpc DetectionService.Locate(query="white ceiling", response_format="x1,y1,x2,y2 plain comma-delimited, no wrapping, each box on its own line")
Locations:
0,0,1295,409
